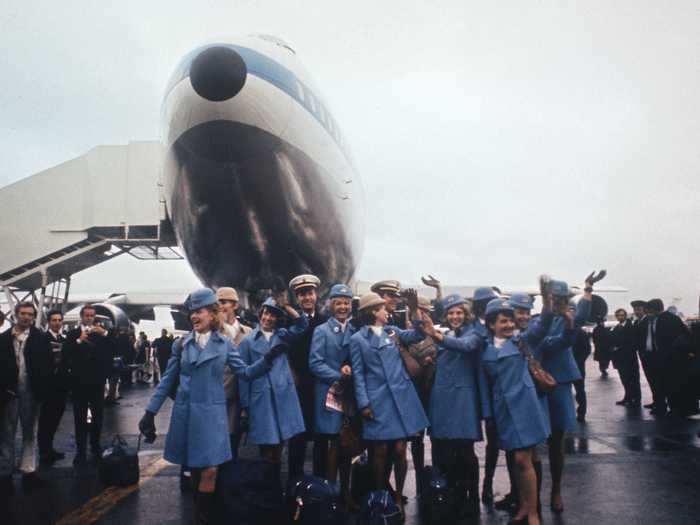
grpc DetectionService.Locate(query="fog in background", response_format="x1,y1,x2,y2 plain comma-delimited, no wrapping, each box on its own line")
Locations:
1,1,699,314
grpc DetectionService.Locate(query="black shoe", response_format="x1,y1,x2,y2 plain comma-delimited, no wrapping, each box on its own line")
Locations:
41,449,66,464
21,472,47,491
73,453,88,466
508,517,528,524
615,399,628,406
644,403,654,409
628,400,641,408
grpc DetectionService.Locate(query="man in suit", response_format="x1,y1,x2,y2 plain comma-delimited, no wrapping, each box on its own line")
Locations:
152,328,173,385
610,309,641,407
37,309,70,465
64,304,116,465
0,302,53,493
283,274,328,479
636,299,688,416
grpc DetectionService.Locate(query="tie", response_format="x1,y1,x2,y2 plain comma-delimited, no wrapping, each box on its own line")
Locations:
651,320,657,352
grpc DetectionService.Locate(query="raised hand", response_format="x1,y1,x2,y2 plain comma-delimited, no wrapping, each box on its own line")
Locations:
421,275,441,288
403,288,418,313
584,270,607,286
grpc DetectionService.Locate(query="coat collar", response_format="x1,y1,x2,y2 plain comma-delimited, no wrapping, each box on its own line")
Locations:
326,317,348,335
484,335,522,360
184,330,224,366
360,325,394,349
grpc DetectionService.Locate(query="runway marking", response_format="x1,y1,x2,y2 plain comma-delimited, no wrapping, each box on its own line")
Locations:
55,457,171,525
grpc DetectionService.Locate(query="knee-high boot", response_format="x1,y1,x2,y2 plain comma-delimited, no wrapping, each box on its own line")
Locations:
194,492,214,525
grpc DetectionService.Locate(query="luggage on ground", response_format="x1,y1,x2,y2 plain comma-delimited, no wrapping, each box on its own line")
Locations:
287,475,341,525
98,435,140,487
360,490,402,525
214,458,283,525
419,465,455,524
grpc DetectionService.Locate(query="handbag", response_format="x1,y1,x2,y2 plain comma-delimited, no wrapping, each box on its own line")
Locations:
517,340,557,394
388,330,422,379
339,415,364,458
98,434,141,487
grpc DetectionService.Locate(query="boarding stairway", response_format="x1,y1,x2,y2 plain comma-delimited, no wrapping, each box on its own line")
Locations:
0,142,181,318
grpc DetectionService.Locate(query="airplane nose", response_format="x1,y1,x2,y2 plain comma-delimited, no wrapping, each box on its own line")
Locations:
190,46,247,102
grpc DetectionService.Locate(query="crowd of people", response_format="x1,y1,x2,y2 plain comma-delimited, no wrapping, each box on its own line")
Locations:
0,304,174,495
2,273,699,525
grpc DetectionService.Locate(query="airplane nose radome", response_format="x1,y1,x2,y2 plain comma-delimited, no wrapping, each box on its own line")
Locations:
190,46,247,102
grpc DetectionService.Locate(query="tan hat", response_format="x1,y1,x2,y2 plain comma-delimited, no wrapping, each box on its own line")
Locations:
216,287,239,302
358,292,386,312
289,274,321,292
370,280,401,297
417,296,433,312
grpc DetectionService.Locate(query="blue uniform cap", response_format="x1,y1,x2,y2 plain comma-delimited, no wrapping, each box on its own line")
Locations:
550,280,570,297
508,292,534,310
442,293,467,312
260,297,286,317
473,287,499,303
329,284,353,299
485,298,514,317
186,288,218,311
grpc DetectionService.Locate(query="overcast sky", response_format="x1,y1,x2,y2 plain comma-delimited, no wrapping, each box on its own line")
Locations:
1,1,699,313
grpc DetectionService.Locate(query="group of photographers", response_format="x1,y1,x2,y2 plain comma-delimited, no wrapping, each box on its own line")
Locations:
137,271,610,525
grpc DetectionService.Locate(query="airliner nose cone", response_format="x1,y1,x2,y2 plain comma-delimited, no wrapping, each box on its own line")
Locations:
190,46,247,102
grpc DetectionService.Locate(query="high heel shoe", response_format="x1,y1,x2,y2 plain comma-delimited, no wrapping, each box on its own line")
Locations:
508,516,528,525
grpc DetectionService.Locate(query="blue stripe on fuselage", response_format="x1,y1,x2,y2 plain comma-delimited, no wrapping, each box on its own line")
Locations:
166,44,352,165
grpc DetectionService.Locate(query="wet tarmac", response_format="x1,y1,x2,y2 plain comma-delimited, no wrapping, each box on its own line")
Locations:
2,357,700,524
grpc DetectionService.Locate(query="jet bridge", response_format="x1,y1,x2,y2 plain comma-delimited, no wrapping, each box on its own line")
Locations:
0,141,181,323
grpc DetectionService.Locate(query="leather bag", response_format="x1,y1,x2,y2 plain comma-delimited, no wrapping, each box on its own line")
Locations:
517,340,557,394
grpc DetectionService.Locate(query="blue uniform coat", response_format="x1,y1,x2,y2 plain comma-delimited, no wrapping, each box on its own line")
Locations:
238,316,309,445
538,299,591,432
481,336,550,450
308,318,354,434
146,330,270,467
350,325,429,440
428,328,486,440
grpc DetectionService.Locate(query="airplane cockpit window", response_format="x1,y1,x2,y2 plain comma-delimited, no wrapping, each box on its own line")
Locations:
250,33,296,54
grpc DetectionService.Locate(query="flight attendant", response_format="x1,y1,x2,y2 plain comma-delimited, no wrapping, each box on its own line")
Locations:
480,299,574,525
538,276,597,513
308,284,355,505
420,294,487,517
138,289,280,525
467,286,502,505
238,297,309,479
350,292,428,517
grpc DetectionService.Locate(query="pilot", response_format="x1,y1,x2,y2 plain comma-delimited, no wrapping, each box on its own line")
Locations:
370,280,405,328
420,294,487,517
216,287,252,459
308,284,355,506
350,292,428,518
139,288,283,525
284,274,328,480
237,297,309,484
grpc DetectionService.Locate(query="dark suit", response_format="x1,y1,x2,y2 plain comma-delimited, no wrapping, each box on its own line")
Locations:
572,328,591,418
63,326,115,455
37,330,70,457
0,326,53,402
286,308,328,479
610,320,641,404
635,312,688,413
592,323,613,374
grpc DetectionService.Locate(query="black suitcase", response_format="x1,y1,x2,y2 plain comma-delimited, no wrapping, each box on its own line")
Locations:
419,465,455,524
98,435,140,487
351,453,373,505
214,458,284,525
287,475,341,525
